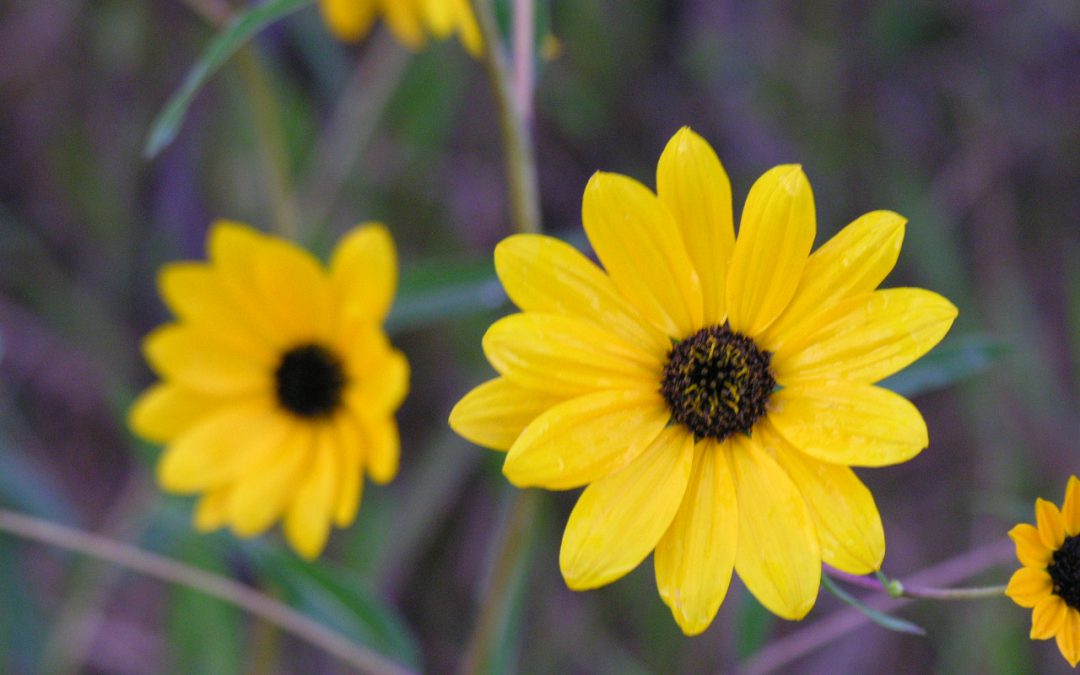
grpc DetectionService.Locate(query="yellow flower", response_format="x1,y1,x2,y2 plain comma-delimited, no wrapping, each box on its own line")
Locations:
129,221,408,560
450,127,958,634
1006,476,1080,667
318,0,482,56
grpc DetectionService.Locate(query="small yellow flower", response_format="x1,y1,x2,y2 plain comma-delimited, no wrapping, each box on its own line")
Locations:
1006,476,1080,667
129,221,408,560
319,0,482,56
450,127,957,634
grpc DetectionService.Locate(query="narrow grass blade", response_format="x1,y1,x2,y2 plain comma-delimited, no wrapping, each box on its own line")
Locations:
143,0,314,158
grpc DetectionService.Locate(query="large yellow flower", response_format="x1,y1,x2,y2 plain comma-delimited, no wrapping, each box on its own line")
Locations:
450,127,957,634
1006,476,1080,667
129,221,408,560
319,0,482,56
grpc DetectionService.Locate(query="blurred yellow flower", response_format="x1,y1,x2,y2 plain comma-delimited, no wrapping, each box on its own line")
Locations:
129,221,408,560
450,127,957,634
319,0,482,56
1006,476,1080,667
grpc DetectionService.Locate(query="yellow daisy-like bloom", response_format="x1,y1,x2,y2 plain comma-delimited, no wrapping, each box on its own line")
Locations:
319,0,482,56
129,220,408,560
450,127,958,634
1006,476,1080,667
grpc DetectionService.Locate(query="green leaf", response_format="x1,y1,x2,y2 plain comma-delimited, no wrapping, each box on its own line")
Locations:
243,543,421,670
143,0,315,159
734,588,775,660
820,573,926,636
166,539,243,675
387,258,506,334
879,333,1009,398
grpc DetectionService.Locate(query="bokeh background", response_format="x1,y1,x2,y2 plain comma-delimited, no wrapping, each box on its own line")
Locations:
2,0,1079,672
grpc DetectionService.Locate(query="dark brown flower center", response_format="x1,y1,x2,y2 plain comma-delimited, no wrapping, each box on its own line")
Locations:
274,344,346,418
660,325,776,442
1049,535,1080,610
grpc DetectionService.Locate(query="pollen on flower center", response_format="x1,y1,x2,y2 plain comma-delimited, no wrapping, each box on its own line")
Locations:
660,325,776,442
1049,535,1080,610
275,344,346,418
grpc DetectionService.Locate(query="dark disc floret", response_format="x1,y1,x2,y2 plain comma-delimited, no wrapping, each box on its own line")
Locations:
660,324,776,442
1049,535,1080,610
274,344,346,418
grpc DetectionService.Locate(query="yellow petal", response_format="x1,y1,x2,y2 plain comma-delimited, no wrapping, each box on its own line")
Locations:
331,223,397,325
252,237,334,344
503,389,670,490
360,413,399,485
129,383,236,444
205,222,287,345
560,427,693,590
331,412,364,527
143,324,272,396
1009,523,1053,568
772,288,958,385
1032,594,1067,640
726,165,815,336
1064,475,1080,537
193,487,231,532
654,440,738,636
1036,498,1066,551
284,426,338,560
339,326,409,414
380,0,426,48
449,378,565,451
494,234,668,355
158,262,272,349
319,0,377,41
729,435,821,620
1006,567,1053,608
1057,608,1080,668
227,425,309,537
157,398,286,493
582,172,703,338
482,313,661,397
762,423,884,574
656,127,734,325
761,211,905,351
768,384,928,467
450,0,482,55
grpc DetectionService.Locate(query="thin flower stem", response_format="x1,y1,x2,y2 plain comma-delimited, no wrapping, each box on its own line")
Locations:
471,0,543,235
178,0,298,237
744,539,1015,674
458,490,541,675
0,508,416,675
512,0,535,122
235,46,299,238
459,4,542,670
824,564,1007,600
298,30,412,236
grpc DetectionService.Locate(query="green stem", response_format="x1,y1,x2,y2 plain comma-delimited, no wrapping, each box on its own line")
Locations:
0,508,415,675
471,0,542,235
234,46,298,238
298,30,412,237
825,563,1007,601
458,490,540,674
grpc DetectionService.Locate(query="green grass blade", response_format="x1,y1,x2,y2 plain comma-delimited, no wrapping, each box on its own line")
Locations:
387,258,505,334
143,0,315,159
820,573,926,636
244,543,422,669
880,333,1010,398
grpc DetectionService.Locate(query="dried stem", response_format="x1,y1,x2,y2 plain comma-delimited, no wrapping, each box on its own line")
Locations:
0,509,415,675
